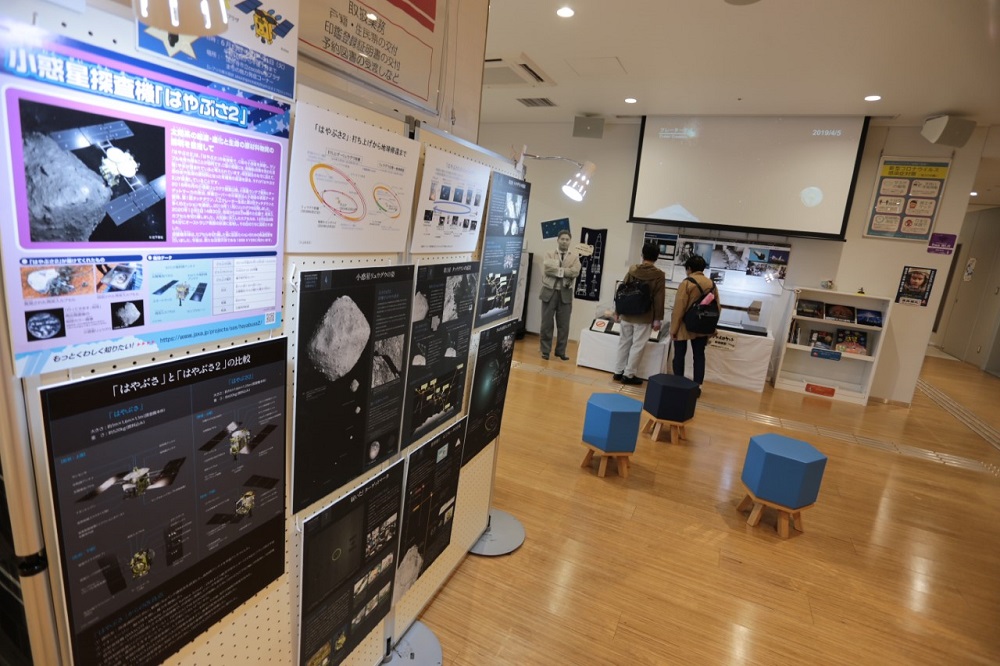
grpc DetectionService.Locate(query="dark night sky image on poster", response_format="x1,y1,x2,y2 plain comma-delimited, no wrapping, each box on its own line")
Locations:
463,318,519,466
40,340,286,666
475,173,529,327
294,266,414,512
395,418,464,600
17,98,167,243
401,262,478,447
300,461,403,666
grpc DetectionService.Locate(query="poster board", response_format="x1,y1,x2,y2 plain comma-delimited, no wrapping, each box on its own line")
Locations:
474,173,529,328
410,146,491,253
463,318,518,466
293,265,414,512
0,20,288,376
40,339,287,666
863,157,950,241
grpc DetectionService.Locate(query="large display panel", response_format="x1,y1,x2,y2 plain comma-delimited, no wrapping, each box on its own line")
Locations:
395,418,464,599
285,98,421,254
630,115,868,240
40,339,287,666
410,146,491,253
300,461,403,666
0,20,289,376
401,261,478,447
475,173,529,327
293,266,414,512
463,318,518,466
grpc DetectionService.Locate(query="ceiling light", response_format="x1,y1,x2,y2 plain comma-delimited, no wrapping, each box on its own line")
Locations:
625,97,637,104
366,12,377,20
516,148,596,201
971,191,978,196
864,95,882,102
556,7,575,18
724,0,762,5
133,0,230,36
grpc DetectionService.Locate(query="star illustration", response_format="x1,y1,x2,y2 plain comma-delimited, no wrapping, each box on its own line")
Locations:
144,27,199,59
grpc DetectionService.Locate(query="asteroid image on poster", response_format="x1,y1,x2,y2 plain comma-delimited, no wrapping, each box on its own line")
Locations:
18,99,167,243
463,318,518,467
401,262,478,447
294,266,414,512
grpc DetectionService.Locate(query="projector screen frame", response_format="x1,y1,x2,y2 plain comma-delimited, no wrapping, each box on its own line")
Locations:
628,115,871,242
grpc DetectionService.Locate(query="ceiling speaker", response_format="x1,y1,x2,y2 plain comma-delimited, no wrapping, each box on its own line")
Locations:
920,115,975,148
573,116,605,139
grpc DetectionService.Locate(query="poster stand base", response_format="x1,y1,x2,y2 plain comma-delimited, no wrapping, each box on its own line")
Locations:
383,621,443,665
469,508,525,556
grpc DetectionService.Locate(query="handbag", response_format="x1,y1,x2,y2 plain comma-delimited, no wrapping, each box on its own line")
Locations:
614,278,652,315
682,277,720,334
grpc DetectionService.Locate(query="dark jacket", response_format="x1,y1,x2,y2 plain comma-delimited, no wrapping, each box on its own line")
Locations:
620,262,665,324
670,271,720,340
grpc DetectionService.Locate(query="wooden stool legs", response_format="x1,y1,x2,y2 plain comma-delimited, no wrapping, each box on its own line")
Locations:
737,484,812,538
642,415,689,445
580,443,631,479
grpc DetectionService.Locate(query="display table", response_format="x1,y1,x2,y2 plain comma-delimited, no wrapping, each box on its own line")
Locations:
576,328,669,379
670,329,775,392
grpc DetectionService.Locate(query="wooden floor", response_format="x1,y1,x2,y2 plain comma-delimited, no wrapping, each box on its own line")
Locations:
419,336,1000,665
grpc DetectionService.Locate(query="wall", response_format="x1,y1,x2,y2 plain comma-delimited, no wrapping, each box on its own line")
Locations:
479,121,988,404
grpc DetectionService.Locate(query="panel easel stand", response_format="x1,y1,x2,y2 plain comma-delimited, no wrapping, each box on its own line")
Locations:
469,435,525,556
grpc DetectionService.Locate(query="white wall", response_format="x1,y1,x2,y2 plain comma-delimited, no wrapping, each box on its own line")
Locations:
479,120,989,404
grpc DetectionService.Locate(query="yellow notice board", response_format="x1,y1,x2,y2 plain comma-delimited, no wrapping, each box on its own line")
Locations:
864,156,951,241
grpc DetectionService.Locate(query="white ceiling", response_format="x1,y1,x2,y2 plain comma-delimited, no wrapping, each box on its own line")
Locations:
481,0,1000,208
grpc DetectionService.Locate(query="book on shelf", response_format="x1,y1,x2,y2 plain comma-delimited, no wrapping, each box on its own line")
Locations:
835,328,868,355
824,303,856,323
809,330,834,350
856,308,883,327
796,299,824,318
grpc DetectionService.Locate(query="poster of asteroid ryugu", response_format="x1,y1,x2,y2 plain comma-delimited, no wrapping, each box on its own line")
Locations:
293,266,414,512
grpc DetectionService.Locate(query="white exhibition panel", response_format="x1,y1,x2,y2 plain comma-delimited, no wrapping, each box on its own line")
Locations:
672,330,775,392
576,328,670,379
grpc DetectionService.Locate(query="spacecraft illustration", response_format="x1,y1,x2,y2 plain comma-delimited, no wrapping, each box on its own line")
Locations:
152,279,207,306
235,0,295,45
76,458,185,502
205,475,278,525
200,421,278,461
47,120,166,228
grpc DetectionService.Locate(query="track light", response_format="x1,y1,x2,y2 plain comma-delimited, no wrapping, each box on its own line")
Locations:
516,147,597,201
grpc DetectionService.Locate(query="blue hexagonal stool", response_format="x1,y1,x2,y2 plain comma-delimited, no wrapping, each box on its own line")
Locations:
737,433,827,537
581,393,642,478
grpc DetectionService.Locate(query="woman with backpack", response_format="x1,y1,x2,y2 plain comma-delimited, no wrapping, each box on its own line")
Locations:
670,254,721,387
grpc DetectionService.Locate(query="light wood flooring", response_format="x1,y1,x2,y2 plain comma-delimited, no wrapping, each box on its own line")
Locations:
419,335,1000,665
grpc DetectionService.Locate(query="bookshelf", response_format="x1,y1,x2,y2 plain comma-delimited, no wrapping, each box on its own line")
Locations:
774,288,892,405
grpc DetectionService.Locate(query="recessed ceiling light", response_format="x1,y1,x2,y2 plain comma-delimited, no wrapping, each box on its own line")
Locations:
366,12,377,20
971,191,978,196
625,97,637,104
724,0,761,5
864,95,882,102
556,7,575,18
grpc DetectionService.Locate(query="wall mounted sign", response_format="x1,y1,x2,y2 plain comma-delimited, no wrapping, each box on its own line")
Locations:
864,157,950,242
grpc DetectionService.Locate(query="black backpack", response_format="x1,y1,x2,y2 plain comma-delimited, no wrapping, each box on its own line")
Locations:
682,277,720,334
614,277,652,315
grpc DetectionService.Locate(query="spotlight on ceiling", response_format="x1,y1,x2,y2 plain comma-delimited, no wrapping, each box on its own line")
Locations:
556,6,575,18
864,95,882,102
625,97,637,104
133,0,230,36
516,147,596,202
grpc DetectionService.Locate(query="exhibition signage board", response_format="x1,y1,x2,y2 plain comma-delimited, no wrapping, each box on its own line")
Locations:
574,227,607,302
293,265,414,512
137,0,299,100
864,157,950,242
475,173,529,328
298,0,447,114
463,318,518,467
300,461,404,666
401,261,478,447
40,339,287,666
0,21,289,377
410,146,491,253
285,99,421,254
395,418,464,599
895,265,936,307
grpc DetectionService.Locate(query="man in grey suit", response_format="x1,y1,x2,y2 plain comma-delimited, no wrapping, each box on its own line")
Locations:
539,229,581,360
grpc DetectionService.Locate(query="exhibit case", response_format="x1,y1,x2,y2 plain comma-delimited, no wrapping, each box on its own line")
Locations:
774,288,892,404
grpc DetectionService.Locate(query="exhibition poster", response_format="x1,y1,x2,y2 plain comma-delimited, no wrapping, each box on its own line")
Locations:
463,318,518,466
574,227,607,302
285,99,421,254
475,173,529,328
896,265,936,307
864,157,951,242
293,265,414,512
298,0,446,114
395,418,465,600
401,261,478,447
300,461,404,666
41,339,287,666
137,0,299,99
410,146,491,253
0,21,289,377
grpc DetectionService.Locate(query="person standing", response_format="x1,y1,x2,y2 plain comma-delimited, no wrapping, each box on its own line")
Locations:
670,255,720,386
613,243,666,385
539,229,581,360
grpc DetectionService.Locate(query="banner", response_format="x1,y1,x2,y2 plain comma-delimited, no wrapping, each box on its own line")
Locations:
574,227,606,301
